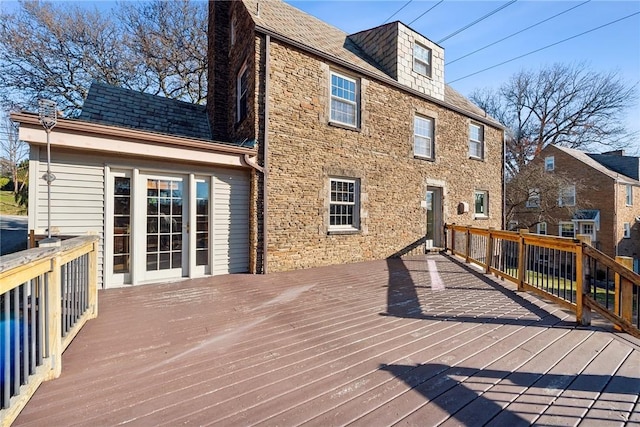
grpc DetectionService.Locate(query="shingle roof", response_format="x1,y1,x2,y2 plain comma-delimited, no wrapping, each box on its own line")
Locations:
553,145,640,185
587,153,640,181
79,82,212,140
242,0,500,128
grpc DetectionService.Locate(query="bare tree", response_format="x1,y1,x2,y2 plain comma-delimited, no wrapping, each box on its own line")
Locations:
0,112,29,197
471,63,637,176
0,0,208,117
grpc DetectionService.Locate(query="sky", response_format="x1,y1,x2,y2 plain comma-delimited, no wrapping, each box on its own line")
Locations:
288,0,640,154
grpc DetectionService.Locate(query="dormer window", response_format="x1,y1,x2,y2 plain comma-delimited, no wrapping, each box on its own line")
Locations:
413,43,432,78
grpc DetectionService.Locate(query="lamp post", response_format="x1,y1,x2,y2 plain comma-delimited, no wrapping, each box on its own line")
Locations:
38,99,58,243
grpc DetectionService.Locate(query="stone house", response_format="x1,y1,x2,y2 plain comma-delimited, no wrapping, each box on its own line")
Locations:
210,0,504,274
513,144,640,270
12,0,504,288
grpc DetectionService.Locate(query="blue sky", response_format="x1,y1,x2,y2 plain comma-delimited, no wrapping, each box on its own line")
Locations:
289,0,640,153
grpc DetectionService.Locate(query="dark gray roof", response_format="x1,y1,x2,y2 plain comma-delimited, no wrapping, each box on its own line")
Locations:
572,209,600,221
587,153,640,180
552,146,640,185
79,82,211,140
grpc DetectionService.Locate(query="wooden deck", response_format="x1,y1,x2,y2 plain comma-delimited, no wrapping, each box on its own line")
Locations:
14,254,640,426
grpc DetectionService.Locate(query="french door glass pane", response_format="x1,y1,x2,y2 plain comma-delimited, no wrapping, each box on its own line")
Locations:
113,176,131,274
147,179,183,271
196,180,209,266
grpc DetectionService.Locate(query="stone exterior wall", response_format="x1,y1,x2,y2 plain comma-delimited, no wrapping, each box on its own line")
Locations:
263,39,502,272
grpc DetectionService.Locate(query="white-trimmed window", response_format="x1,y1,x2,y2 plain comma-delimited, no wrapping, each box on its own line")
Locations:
559,222,575,238
329,178,360,230
474,190,488,218
623,222,631,238
236,62,249,123
526,188,540,208
413,43,432,77
414,115,434,159
545,156,555,171
469,123,484,159
626,184,633,206
537,222,547,235
559,185,576,207
330,71,358,127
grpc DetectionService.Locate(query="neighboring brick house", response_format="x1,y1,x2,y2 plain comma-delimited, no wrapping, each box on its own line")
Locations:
514,144,640,268
209,0,504,273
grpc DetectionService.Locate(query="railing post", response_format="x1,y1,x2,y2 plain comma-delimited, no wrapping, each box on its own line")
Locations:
46,254,63,380
450,225,455,254
615,256,634,330
485,228,494,274
517,229,528,291
465,228,471,263
88,240,99,319
576,237,591,326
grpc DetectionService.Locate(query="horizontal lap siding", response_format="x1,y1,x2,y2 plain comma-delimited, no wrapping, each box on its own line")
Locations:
36,149,105,287
213,170,250,274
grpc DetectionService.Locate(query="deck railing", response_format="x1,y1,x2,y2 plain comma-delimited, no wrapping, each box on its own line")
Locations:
0,235,99,426
445,224,639,338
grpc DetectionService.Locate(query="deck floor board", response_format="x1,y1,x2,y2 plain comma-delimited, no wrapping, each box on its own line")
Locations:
13,254,640,426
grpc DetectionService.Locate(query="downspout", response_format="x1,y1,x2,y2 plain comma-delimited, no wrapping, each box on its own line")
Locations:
502,131,506,230
263,34,270,274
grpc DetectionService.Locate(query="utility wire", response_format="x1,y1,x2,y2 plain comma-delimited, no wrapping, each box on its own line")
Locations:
408,0,445,26
447,0,591,65
383,0,413,24
438,0,518,44
448,10,640,84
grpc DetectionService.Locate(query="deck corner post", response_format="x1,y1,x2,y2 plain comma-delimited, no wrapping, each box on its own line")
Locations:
465,228,471,263
450,224,455,254
516,229,528,292
46,254,63,380
89,240,98,319
615,256,634,330
576,238,591,326
485,228,494,274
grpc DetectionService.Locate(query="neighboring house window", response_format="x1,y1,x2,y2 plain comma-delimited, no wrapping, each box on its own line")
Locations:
559,185,576,207
474,191,488,217
329,178,360,230
580,223,595,240
413,43,432,77
623,222,631,238
330,71,358,127
526,188,540,208
559,222,575,238
414,115,434,159
537,222,547,235
626,184,633,206
236,62,249,123
230,13,237,46
545,156,555,171
469,123,484,159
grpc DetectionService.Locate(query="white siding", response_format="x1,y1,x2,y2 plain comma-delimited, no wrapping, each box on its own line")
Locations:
213,169,250,274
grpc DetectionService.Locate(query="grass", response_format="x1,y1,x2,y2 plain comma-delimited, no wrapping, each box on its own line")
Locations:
0,190,26,215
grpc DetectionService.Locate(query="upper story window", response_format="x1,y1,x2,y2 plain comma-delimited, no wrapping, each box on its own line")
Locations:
329,177,360,231
623,222,631,238
330,71,359,128
413,43,432,78
469,123,484,159
526,188,540,208
236,62,249,123
626,184,633,206
545,156,555,171
559,185,576,207
414,115,434,159
537,222,547,235
559,222,575,238
474,190,488,218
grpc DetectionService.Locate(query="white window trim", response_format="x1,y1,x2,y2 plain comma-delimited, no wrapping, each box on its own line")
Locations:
236,62,249,123
329,177,360,232
230,13,237,46
526,188,540,208
329,71,359,128
623,222,631,238
545,156,555,171
474,190,488,218
413,43,432,78
559,221,575,238
413,115,434,159
558,185,576,207
626,184,633,206
469,123,484,159
537,222,547,235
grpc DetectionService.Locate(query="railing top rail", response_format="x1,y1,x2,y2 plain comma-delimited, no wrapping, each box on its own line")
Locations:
0,235,99,280
584,244,640,285
523,234,581,251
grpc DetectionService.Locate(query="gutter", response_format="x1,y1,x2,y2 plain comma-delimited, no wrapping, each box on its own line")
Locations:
253,25,504,131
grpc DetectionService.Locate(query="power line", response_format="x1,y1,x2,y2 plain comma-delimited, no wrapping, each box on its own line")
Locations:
383,0,413,24
408,0,444,26
448,11,640,84
447,0,591,65
437,0,518,44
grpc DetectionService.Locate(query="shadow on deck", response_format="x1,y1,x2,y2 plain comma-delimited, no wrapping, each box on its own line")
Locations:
13,254,640,426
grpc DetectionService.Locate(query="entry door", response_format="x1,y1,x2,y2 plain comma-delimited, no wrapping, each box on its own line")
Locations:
426,187,443,248
143,175,187,281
